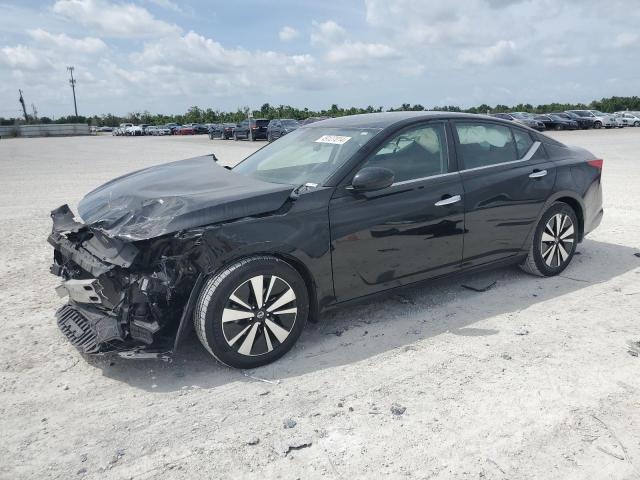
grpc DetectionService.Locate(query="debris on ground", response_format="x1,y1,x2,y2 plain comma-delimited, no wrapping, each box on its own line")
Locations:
514,328,529,336
501,353,512,360
246,437,260,446
627,340,640,357
391,403,406,416
462,280,497,292
283,418,297,429
327,330,344,336
275,436,313,456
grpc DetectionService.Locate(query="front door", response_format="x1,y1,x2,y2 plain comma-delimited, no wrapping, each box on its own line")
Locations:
329,122,465,302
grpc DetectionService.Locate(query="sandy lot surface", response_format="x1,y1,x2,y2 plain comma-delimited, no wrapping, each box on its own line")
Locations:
1,130,639,480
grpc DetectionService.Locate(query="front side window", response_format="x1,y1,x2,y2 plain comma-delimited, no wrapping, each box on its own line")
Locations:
455,122,518,169
360,123,448,183
233,127,380,186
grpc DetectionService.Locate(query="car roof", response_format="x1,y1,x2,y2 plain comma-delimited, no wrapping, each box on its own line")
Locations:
304,111,482,129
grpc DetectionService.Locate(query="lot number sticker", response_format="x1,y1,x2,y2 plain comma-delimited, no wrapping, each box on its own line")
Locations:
314,135,351,145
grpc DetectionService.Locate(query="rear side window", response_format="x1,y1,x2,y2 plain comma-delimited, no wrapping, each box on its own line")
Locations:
512,129,534,158
455,123,518,169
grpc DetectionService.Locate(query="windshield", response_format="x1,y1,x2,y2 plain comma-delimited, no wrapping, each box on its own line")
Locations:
233,126,381,185
591,111,606,116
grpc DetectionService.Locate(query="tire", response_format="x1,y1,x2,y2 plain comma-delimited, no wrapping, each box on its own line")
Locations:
249,130,254,141
554,124,562,131
634,122,640,127
194,256,309,368
594,121,602,129
520,202,578,277
267,132,273,143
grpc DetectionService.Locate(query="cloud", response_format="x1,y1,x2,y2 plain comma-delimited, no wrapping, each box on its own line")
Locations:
52,0,180,37
613,32,640,48
279,26,300,42
311,20,347,45
0,45,52,70
146,0,183,14
27,29,107,53
458,40,522,66
326,42,398,63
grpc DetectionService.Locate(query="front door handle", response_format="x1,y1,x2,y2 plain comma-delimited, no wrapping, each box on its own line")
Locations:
529,169,548,179
434,194,462,207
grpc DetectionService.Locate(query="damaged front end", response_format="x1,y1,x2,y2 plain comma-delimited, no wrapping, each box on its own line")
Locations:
48,204,201,356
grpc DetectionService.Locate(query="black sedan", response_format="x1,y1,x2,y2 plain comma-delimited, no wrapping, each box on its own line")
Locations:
535,114,579,131
552,112,594,129
266,118,300,142
491,113,546,131
48,112,603,368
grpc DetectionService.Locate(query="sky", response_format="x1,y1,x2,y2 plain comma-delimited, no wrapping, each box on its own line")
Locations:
0,0,638,118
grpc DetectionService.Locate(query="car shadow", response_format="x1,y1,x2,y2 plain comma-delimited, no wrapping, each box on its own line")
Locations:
90,239,639,392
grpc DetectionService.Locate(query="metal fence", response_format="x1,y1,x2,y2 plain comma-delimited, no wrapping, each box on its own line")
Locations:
0,123,90,138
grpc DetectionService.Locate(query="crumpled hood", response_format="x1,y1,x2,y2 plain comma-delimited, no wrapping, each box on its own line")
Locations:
78,155,294,241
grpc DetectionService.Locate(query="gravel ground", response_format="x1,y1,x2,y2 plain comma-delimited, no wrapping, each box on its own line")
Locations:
1,130,639,480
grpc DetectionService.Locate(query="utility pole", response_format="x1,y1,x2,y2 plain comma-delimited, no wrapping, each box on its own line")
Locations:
18,89,28,123
67,66,78,119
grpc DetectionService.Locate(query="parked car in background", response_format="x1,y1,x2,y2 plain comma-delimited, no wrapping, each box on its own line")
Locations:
534,114,579,131
267,119,300,142
126,125,143,136
615,112,640,126
139,124,151,135
566,110,615,129
177,125,195,135
114,123,132,136
195,124,209,135
155,125,171,135
209,123,236,140
551,112,593,129
145,126,158,135
97,126,113,133
491,113,545,130
611,113,629,128
234,118,269,141
165,123,181,134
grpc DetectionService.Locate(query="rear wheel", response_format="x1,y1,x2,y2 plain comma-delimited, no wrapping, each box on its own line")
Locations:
634,121,640,127
194,256,309,368
554,124,562,131
520,202,578,277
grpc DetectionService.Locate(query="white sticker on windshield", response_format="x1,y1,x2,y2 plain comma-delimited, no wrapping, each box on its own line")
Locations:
314,135,351,145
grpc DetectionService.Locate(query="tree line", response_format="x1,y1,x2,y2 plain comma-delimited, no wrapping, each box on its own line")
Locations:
2,96,639,127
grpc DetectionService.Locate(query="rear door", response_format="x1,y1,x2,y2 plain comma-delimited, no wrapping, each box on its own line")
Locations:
329,121,465,301
452,121,557,267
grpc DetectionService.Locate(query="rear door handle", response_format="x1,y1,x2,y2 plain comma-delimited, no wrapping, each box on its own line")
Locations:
434,194,462,207
529,169,548,179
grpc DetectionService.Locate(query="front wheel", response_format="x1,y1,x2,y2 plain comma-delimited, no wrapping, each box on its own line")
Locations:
194,256,309,368
594,121,602,129
520,202,578,277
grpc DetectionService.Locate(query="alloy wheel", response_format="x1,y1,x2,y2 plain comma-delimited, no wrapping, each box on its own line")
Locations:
221,275,297,356
540,213,575,268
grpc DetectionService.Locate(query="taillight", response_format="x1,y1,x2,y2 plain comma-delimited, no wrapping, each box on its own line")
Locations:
587,159,603,169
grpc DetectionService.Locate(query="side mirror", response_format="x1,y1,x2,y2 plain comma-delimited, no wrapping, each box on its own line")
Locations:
348,167,394,192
